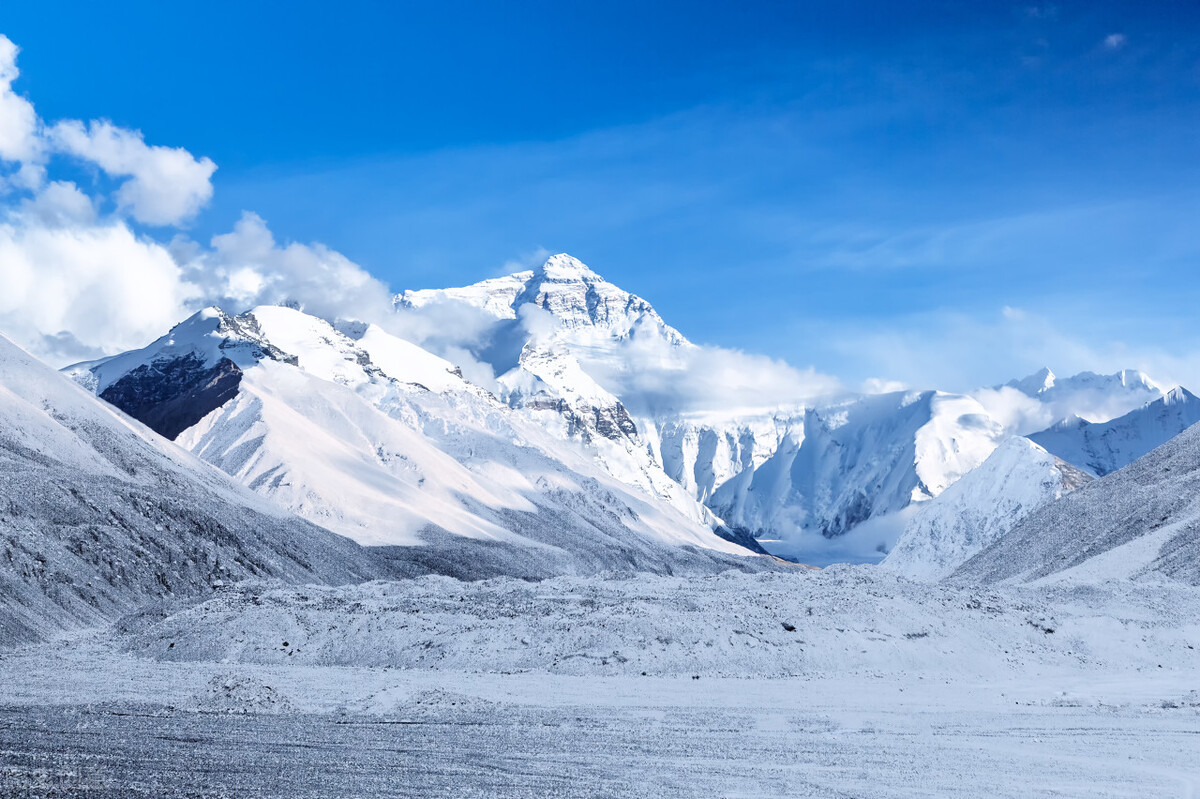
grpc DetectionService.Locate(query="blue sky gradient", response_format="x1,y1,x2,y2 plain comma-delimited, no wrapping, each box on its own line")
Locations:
4,1,1200,389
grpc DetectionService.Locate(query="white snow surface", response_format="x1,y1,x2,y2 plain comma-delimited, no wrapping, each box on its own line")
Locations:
1029,386,1200,476
6,568,1200,796
0,331,393,645
706,391,1007,563
956,416,1200,586
68,304,755,573
884,437,1091,581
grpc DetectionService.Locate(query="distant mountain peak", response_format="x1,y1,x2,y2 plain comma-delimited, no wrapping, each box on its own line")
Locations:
1006,367,1056,395
1163,386,1196,406
1003,366,1161,400
397,254,687,346
1116,368,1159,391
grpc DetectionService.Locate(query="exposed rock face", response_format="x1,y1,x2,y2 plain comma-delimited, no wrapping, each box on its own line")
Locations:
100,355,244,440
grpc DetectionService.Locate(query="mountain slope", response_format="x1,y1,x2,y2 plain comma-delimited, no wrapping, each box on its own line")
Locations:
68,306,765,577
883,437,1091,581
954,420,1200,585
0,333,396,646
393,254,1018,562
703,391,1006,563
398,255,753,539
1029,387,1200,476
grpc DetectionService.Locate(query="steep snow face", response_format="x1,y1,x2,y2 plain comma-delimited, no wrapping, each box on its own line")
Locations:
954,418,1200,586
69,305,759,573
884,437,1090,581
648,412,794,505
0,332,393,645
1028,387,1200,477
708,391,1006,564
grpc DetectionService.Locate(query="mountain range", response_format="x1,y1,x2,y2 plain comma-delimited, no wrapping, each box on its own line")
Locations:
2,247,1199,656
59,253,1200,571
64,301,769,578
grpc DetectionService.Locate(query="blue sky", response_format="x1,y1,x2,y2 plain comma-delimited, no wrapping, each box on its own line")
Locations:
4,1,1200,390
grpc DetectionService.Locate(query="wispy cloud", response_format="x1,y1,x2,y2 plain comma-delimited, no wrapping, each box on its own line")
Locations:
803,304,1200,402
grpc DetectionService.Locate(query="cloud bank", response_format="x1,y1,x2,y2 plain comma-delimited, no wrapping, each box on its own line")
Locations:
0,34,397,366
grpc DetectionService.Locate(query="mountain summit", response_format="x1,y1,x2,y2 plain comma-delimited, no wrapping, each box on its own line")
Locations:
397,253,686,344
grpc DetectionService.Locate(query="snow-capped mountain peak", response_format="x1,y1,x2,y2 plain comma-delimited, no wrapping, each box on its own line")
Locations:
396,253,687,346
1049,368,1160,397
1002,366,1161,401
1006,366,1056,395
884,436,1091,581
537,252,599,280
66,303,759,568
1162,385,1195,406
1029,384,1200,477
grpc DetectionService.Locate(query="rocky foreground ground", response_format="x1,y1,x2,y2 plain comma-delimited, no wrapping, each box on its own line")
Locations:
1,566,1198,797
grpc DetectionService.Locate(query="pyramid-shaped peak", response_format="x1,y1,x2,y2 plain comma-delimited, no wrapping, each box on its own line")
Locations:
1162,385,1197,406
1029,366,1056,389
536,253,601,281
1006,366,1056,395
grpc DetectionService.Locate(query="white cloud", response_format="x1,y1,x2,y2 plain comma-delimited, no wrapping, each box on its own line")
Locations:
862,377,907,394
17,180,95,227
196,211,395,323
1103,33,1127,50
0,207,408,367
570,332,842,416
0,34,402,366
0,35,40,164
801,304,1200,425
970,386,1054,435
0,219,197,364
50,120,216,226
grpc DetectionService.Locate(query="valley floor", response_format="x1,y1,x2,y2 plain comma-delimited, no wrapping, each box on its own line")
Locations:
1,568,1198,797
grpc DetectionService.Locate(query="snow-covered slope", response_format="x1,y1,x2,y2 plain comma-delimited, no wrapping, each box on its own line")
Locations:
69,306,765,577
394,255,1017,563
1028,386,1200,476
884,437,1091,581
646,412,793,506
0,332,395,646
954,419,1200,586
397,255,753,543
705,391,1006,563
